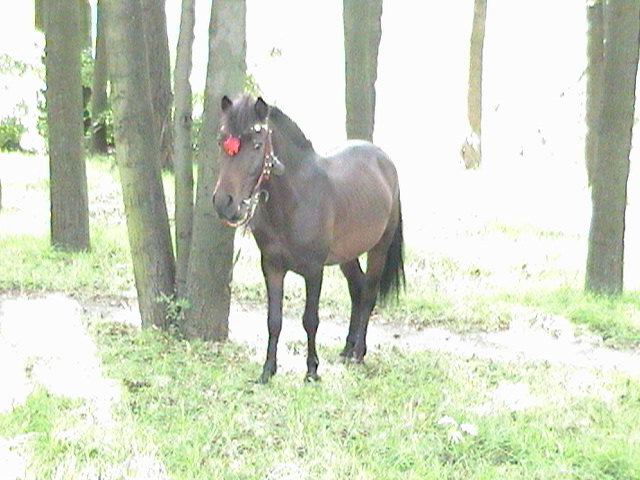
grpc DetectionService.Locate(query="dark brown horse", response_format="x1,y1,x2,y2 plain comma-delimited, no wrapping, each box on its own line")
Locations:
213,95,404,383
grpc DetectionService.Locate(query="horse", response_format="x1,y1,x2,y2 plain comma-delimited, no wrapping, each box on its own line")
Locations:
213,95,404,383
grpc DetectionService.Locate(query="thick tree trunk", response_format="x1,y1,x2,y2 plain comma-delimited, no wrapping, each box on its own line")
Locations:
585,0,640,295
45,0,91,251
105,0,176,328
140,0,174,170
173,0,196,296
79,0,92,50
461,0,487,169
343,0,383,141
91,0,109,154
181,0,246,341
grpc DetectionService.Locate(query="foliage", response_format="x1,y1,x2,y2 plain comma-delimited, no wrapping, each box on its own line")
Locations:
0,115,27,151
0,53,28,76
156,292,191,325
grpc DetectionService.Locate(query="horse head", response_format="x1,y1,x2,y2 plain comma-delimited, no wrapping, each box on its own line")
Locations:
212,95,284,227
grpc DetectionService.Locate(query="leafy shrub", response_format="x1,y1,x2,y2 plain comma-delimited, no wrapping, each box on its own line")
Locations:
0,115,26,151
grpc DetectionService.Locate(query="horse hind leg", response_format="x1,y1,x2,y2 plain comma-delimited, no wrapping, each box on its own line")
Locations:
351,247,387,362
352,209,401,362
339,259,365,358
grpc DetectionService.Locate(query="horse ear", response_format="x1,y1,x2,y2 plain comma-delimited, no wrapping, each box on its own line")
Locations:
255,97,269,121
221,95,233,112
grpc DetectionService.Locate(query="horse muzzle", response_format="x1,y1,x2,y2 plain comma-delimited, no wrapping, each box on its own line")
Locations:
213,191,257,228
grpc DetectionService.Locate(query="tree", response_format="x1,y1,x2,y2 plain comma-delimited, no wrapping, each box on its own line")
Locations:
585,0,604,185
91,0,110,154
461,0,487,169
104,0,176,327
180,0,247,341
173,0,196,296
343,0,383,141
585,0,640,295
140,0,174,170
45,0,91,251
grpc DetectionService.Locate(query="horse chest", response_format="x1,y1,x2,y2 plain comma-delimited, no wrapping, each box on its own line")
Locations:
251,220,329,274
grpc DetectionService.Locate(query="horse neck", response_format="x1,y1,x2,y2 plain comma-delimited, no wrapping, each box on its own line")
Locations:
259,128,322,219
271,125,319,176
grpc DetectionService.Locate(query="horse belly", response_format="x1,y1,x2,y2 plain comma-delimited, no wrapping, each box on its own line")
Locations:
322,143,399,265
325,193,392,265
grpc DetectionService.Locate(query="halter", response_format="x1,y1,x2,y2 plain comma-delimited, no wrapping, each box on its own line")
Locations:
224,122,283,228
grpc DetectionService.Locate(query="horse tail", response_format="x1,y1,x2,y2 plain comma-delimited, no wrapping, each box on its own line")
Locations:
379,199,405,303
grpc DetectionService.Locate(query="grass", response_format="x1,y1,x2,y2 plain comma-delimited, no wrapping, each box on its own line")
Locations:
5,324,640,478
89,325,640,479
515,288,640,348
0,225,133,297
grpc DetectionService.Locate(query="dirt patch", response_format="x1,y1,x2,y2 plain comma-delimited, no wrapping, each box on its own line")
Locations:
0,293,167,480
228,304,640,378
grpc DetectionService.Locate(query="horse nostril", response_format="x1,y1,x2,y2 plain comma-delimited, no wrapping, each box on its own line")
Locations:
213,191,236,219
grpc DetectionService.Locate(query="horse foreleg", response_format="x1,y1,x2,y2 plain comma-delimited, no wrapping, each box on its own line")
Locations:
259,258,285,384
302,268,324,382
339,259,365,358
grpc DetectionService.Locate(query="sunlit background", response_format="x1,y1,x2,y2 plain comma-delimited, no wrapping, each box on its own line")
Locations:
2,1,640,287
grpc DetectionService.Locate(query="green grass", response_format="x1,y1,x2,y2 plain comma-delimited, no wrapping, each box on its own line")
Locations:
515,287,640,348
91,325,640,479
0,224,133,297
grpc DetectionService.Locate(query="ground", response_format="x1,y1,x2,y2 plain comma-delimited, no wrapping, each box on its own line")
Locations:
1,290,639,478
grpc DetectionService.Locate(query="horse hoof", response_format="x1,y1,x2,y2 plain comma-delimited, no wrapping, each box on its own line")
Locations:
340,346,354,358
256,371,275,384
304,373,321,383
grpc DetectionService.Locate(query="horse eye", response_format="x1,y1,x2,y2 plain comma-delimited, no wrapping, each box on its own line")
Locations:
254,142,263,150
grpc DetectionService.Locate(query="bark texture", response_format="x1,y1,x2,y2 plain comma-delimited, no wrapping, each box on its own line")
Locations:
104,0,176,327
181,0,246,341
585,0,640,295
45,0,91,251
343,0,383,141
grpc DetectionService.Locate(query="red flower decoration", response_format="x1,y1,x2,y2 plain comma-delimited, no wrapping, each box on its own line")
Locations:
223,136,241,156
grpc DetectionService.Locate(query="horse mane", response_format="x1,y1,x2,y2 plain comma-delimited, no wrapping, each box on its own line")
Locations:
222,95,313,152
269,105,314,152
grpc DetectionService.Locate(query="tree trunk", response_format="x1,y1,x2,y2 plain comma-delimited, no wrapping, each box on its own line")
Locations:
585,0,640,295
140,0,174,171
35,0,46,31
104,0,176,328
91,0,110,154
79,0,92,50
173,0,196,297
461,0,487,169
181,0,246,341
45,0,91,251
343,0,383,141
585,0,604,185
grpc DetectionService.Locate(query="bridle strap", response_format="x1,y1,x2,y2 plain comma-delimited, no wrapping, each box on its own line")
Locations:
225,122,279,228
